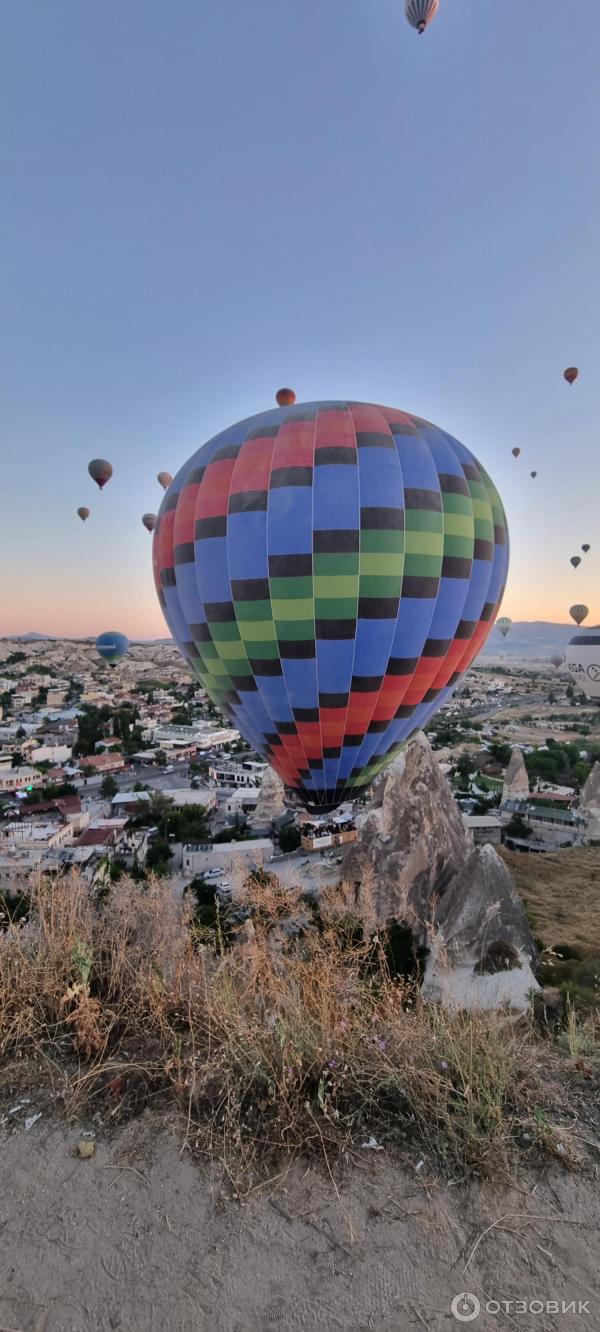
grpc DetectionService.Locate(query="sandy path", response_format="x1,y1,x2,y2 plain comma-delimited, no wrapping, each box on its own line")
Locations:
1,1112,599,1332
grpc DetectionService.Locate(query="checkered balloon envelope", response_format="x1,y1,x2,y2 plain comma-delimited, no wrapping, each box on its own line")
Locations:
153,401,509,811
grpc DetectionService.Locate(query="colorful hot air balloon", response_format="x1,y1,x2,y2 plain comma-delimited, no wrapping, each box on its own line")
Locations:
512,448,521,458
563,367,579,385
570,556,582,568
88,459,113,490
157,471,173,491
566,628,600,701
95,631,129,668
276,388,296,407
142,513,157,532
496,617,512,638
530,471,537,479
582,544,590,554
569,604,588,626
153,400,509,811
405,0,439,34
550,653,565,670
77,507,90,522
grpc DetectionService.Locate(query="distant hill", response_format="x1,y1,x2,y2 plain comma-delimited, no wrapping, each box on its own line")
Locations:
480,620,591,658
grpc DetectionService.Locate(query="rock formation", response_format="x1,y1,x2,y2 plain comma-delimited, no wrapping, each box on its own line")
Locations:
501,748,529,804
421,844,539,1012
341,732,538,1011
250,765,286,833
342,732,470,927
579,762,600,843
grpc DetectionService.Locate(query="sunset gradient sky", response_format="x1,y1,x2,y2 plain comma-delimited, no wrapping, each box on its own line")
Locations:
2,1,599,639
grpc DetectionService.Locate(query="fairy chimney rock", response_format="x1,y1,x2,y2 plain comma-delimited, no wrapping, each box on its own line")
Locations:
250,765,286,832
580,762,600,843
502,748,530,804
421,843,539,1012
342,731,470,927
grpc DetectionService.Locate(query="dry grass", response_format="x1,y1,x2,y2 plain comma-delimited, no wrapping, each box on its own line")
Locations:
0,871,595,1185
500,847,600,956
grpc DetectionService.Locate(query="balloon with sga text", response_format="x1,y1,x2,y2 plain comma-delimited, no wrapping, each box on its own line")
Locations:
153,399,509,810
569,604,588,626
77,507,90,522
405,0,439,34
566,629,600,701
95,631,129,668
88,459,113,490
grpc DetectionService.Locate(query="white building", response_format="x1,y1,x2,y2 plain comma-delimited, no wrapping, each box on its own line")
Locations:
166,787,217,812
224,788,260,818
209,759,267,788
0,768,43,793
148,722,239,752
182,837,274,877
27,743,72,766
1,820,75,849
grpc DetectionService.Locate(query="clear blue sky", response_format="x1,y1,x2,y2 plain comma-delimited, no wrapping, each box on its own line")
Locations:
2,0,599,637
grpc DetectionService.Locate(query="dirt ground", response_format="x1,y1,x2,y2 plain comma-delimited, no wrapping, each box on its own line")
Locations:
1,1111,599,1332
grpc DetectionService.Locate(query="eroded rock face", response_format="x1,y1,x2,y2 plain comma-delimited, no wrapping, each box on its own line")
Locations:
342,732,470,928
502,748,530,803
579,762,600,843
250,766,286,832
421,844,539,1012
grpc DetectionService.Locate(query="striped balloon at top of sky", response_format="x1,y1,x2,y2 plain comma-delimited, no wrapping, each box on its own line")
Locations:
153,401,509,810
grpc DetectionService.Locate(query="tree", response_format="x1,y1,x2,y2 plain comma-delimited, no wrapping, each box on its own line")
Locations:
488,740,512,767
278,823,301,853
101,774,118,799
11,750,23,768
145,838,172,873
75,704,112,756
505,812,531,839
155,750,167,767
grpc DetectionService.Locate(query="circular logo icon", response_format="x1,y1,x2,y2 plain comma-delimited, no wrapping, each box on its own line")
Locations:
586,662,600,682
451,1292,481,1322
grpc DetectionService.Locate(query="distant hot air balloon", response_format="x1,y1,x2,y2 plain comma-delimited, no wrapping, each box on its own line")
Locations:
550,653,565,670
95,631,129,668
570,556,582,569
566,628,600,701
142,513,157,532
152,399,510,811
563,367,579,385
530,471,537,479
582,544,590,554
88,459,113,490
276,388,296,407
570,604,589,626
496,617,512,638
405,0,439,34
77,507,90,522
157,472,173,491
512,448,521,458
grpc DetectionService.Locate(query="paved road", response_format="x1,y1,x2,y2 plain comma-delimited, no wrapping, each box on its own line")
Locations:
75,761,193,795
